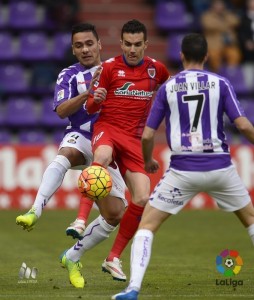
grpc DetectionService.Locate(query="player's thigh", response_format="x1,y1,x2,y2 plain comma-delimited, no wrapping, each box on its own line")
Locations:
118,135,144,173
124,170,150,206
208,166,251,212
139,202,171,233
92,124,114,166
59,132,93,167
92,123,113,151
234,202,254,227
96,195,126,225
149,169,197,214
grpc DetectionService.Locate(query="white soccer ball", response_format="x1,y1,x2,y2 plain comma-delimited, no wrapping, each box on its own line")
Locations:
224,258,234,268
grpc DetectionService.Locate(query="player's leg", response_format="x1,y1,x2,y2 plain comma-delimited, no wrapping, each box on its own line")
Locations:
112,168,194,300
66,195,94,239
65,164,126,255
60,195,125,288
93,144,113,167
209,165,254,246
106,171,149,261
16,152,72,231
91,123,114,168
16,132,88,231
112,203,170,300
63,133,101,238
60,166,126,287
103,135,150,280
234,202,254,244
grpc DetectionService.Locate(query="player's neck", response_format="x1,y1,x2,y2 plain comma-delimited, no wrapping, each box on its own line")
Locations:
184,62,204,70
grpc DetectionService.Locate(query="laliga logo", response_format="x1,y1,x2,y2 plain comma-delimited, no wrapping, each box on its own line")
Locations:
215,249,243,287
216,249,243,276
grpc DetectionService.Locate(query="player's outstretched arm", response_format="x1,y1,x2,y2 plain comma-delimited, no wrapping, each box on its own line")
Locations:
142,126,159,173
234,116,254,144
56,92,90,119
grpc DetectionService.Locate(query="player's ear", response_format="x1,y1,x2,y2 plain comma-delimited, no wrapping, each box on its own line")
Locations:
72,45,75,55
144,40,148,49
204,53,208,63
120,39,124,50
98,40,102,50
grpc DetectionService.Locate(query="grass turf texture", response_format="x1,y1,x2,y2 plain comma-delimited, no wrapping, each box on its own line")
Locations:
1,209,254,300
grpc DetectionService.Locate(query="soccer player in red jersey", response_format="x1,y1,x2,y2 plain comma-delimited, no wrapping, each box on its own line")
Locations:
86,19,170,280
59,20,169,288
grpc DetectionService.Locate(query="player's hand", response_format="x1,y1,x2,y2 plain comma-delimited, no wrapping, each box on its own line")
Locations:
87,65,102,94
94,87,107,103
144,159,159,173
92,65,102,83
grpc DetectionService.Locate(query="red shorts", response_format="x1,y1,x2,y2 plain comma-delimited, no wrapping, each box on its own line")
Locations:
92,122,148,177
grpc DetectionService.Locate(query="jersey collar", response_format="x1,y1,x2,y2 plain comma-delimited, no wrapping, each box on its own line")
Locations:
122,55,144,67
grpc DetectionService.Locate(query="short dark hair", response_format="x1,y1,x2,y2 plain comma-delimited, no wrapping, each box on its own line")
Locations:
121,19,147,41
181,33,208,63
71,23,99,42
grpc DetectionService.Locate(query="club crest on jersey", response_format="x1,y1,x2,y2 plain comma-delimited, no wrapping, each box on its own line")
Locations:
148,68,156,78
57,89,64,101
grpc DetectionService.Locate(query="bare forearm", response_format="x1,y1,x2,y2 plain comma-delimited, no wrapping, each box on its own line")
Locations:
142,128,159,173
142,138,154,164
234,117,254,144
142,126,156,163
56,92,89,118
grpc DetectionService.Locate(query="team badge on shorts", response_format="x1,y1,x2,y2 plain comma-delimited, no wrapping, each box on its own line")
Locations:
67,138,77,144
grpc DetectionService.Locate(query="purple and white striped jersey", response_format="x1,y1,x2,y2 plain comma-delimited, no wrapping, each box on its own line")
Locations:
147,69,246,171
53,62,99,140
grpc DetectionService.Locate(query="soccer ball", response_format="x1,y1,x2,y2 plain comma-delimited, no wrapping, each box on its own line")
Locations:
78,165,112,200
224,258,234,268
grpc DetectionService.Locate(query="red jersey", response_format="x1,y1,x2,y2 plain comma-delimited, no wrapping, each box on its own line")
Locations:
87,55,169,138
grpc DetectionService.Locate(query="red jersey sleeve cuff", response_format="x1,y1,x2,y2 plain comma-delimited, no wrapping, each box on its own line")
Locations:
86,94,101,114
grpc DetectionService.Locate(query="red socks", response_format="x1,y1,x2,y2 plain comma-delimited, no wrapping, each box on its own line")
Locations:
107,201,144,261
77,195,93,222
77,161,104,222
92,162,104,167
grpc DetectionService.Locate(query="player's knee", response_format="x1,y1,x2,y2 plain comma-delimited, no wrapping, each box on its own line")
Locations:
103,212,123,227
133,195,149,207
94,147,112,167
94,153,111,167
102,204,125,226
59,148,85,166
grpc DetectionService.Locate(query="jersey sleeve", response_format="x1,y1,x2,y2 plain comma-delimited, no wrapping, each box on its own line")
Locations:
53,67,77,111
146,83,168,130
222,78,246,122
86,93,102,114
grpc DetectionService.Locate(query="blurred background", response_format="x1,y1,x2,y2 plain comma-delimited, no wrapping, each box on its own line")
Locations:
0,0,254,210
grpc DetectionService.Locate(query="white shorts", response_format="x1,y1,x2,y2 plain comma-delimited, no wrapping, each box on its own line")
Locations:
59,131,127,204
150,165,251,214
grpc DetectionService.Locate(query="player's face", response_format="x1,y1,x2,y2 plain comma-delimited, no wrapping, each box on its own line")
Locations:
72,31,101,68
121,32,148,66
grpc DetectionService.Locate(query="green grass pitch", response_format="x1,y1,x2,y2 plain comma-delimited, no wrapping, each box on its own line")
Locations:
1,209,254,300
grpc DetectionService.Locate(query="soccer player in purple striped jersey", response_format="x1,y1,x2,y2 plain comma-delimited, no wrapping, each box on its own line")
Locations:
112,33,254,300
16,24,127,288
